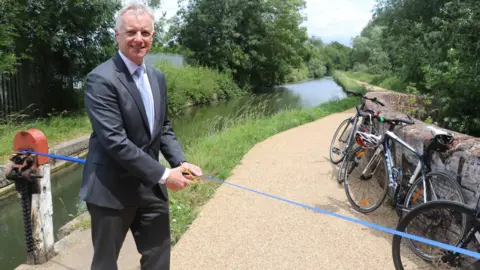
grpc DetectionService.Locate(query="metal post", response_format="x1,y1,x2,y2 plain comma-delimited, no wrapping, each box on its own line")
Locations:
5,128,55,264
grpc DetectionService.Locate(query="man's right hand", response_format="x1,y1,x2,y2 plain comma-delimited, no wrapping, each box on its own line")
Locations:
165,166,191,191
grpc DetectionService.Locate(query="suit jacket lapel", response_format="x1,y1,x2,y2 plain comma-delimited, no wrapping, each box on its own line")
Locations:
147,65,162,137
113,53,151,137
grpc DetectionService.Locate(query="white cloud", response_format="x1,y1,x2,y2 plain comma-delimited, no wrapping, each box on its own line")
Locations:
303,0,376,46
153,0,181,19
151,0,376,46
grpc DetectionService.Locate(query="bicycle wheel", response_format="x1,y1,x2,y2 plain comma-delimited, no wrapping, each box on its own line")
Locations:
343,145,389,213
392,200,478,269
329,117,353,164
402,172,466,261
404,171,466,210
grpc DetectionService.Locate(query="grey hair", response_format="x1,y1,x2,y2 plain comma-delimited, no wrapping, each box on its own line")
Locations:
115,2,155,31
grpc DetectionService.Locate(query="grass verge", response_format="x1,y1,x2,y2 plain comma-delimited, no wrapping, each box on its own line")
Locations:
332,70,367,94
341,71,407,92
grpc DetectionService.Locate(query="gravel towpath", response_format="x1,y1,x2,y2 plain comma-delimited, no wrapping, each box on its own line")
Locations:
170,109,430,270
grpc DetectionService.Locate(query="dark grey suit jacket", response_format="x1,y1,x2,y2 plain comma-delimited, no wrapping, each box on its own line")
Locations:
80,52,186,210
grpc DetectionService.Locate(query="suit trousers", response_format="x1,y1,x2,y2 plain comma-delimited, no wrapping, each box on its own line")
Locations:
87,190,171,270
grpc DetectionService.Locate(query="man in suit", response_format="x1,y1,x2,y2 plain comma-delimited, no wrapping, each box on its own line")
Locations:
80,3,202,270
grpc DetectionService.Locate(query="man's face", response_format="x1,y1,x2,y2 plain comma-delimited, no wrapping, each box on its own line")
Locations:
115,12,154,65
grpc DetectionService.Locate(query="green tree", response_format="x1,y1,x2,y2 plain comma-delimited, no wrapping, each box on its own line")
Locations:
10,0,123,113
170,0,311,88
0,0,20,73
0,0,168,116
316,41,352,74
349,0,480,135
351,24,391,74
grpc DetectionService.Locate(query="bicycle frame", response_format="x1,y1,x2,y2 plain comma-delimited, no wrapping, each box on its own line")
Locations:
342,113,362,154
339,106,377,157
332,90,384,165
361,129,428,206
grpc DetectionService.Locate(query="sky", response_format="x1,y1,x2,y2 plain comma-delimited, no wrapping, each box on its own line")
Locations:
302,0,377,46
145,0,377,47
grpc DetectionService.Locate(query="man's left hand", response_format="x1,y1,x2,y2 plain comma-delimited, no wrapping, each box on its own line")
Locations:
181,162,203,179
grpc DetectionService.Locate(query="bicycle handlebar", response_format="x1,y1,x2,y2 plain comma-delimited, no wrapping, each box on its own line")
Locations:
346,89,385,107
356,106,371,117
346,89,362,96
374,98,385,106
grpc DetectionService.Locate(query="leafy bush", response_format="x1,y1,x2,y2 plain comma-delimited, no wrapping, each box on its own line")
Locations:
284,63,310,83
377,76,406,92
307,58,327,78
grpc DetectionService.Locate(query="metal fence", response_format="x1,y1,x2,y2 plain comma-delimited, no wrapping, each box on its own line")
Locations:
0,61,39,120
145,52,185,67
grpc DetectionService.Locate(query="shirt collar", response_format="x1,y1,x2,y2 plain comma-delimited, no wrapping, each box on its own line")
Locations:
118,50,145,75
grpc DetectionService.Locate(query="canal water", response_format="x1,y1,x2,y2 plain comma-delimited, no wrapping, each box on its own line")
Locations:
0,77,347,270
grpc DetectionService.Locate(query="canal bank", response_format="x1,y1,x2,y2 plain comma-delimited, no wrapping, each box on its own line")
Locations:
0,76,352,270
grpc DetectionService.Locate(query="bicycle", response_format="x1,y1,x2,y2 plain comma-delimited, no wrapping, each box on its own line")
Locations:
392,198,480,269
329,89,385,166
336,105,382,184
342,114,465,216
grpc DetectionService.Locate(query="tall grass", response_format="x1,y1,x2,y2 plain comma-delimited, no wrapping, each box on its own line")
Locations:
172,92,296,148
154,60,245,116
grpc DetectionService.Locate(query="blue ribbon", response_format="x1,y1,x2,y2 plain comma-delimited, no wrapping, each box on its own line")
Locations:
204,176,480,259
18,149,480,260
19,149,86,164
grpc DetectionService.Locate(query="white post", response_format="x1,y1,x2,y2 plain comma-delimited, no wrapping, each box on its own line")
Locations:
28,162,55,264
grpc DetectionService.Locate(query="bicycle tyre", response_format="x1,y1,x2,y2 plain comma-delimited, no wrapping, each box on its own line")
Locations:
402,172,466,261
344,146,389,213
392,200,475,270
329,117,353,164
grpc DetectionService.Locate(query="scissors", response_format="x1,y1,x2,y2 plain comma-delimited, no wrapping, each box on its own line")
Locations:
182,167,221,184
